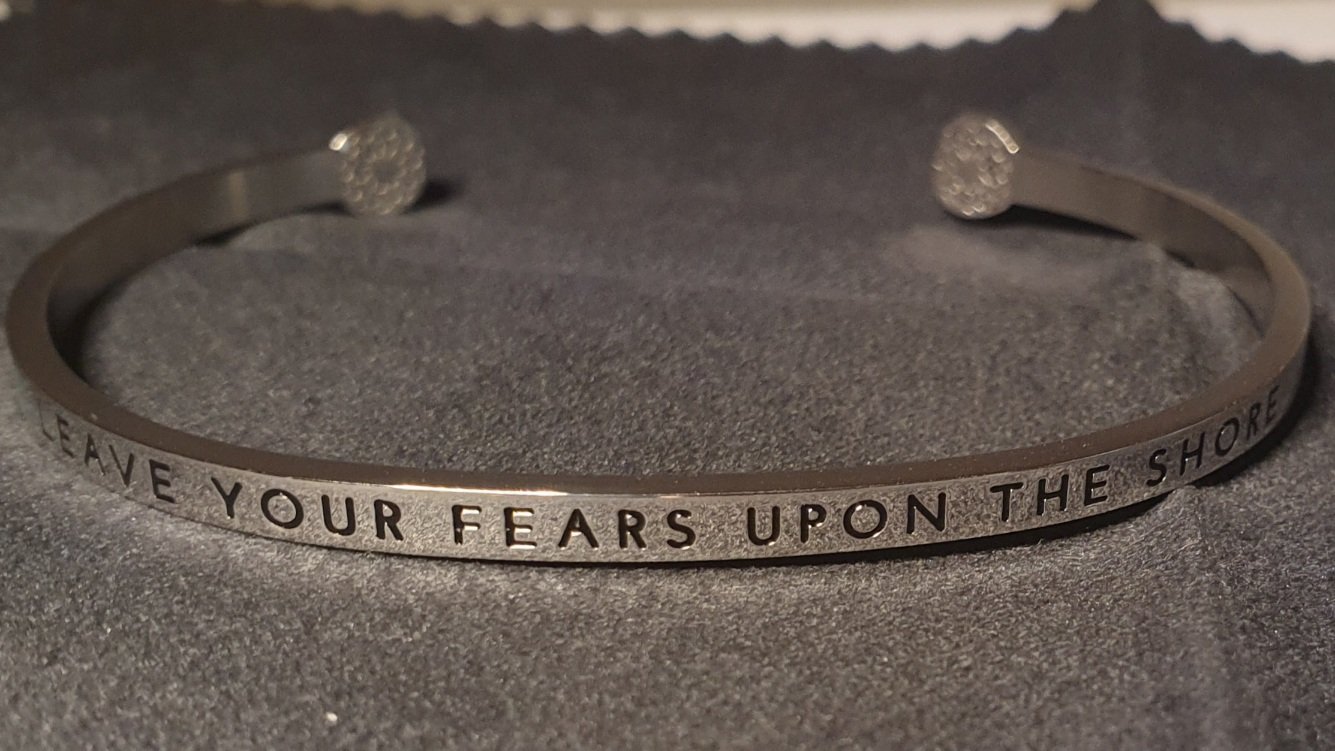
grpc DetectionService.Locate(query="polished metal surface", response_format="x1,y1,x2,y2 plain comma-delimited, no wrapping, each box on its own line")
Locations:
5,113,1311,562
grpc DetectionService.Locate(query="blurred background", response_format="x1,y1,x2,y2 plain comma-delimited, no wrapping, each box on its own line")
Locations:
239,0,1335,61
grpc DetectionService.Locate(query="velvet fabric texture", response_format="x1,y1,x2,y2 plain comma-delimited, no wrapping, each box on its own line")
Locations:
0,0,1331,747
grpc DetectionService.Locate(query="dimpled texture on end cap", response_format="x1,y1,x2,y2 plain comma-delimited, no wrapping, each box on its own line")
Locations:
931,114,1020,219
331,113,427,217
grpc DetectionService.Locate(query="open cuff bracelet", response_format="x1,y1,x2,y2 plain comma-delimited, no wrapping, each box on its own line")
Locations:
6,113,1311,563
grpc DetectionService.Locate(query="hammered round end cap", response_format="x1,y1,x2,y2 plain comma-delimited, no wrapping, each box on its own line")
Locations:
330,113,427,217
931,113,1021,220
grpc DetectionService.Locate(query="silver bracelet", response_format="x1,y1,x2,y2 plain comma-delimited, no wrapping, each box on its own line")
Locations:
6,113,1310,563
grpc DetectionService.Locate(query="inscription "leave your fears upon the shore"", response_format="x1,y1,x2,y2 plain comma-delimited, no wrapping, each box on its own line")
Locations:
36,380,1282,555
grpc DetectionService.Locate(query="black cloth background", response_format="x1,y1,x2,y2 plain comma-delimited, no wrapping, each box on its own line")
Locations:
0,0,1332,747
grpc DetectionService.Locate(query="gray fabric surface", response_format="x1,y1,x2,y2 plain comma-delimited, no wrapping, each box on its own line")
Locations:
1,0,1332,747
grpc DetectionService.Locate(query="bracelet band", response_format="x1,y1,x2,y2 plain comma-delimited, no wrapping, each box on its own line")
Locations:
6,113,1310,563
